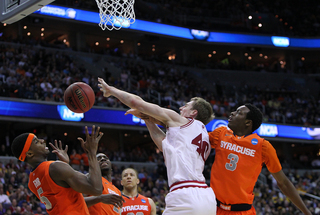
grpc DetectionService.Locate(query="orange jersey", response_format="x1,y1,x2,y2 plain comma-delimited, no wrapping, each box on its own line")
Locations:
28,161,89,215
121,194,152,215
81,153,89,166
70,154,82,165
209,126,282,205
88,177,121,215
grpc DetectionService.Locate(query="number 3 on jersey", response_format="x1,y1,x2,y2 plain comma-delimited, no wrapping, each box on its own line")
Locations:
191,134,209,161
225,153,239,171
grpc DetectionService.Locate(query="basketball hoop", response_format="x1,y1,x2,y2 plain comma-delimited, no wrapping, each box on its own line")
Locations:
95,0,135,31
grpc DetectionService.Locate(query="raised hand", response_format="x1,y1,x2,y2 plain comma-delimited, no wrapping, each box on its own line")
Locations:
97,77,112,97
49,140,69,164
78,125,103,155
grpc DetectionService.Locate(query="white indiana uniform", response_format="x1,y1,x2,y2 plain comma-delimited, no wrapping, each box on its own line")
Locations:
162,118,216,215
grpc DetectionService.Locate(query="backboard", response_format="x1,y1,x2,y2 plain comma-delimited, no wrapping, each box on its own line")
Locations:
1,0,55,24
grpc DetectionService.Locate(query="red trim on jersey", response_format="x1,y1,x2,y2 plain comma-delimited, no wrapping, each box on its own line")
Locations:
170,180,208,192
180,117,194,129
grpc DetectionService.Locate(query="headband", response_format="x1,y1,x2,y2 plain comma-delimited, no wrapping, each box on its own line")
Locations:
19,134,34,161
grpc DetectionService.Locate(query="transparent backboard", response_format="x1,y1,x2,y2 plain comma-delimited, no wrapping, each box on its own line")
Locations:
1,0,55,24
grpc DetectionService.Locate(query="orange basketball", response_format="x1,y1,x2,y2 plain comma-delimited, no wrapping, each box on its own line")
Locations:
64,82,95,113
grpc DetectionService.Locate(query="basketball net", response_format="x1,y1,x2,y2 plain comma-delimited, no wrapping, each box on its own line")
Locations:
95,0,135,31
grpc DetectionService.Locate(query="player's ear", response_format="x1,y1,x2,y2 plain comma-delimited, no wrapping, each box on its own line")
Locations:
137,179,140,185
245,119,252,127
191,109,198,118
26,150,34,160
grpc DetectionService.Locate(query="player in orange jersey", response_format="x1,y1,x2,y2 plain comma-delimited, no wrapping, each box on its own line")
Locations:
11,125,103,215
84,153,124,215
209,104,311,215
121,168,156,215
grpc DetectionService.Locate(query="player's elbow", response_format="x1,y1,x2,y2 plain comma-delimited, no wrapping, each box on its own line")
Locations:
129,96,144,109
276,177,291,193
89,187,103,196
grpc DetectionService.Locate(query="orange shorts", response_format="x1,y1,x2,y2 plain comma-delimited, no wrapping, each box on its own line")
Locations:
217,207,256,215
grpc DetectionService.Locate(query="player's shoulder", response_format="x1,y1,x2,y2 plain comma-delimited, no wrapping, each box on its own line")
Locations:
137,194,152,205
49,160,73,175
212,125,228,134
137,194,148,200
251,133,267,142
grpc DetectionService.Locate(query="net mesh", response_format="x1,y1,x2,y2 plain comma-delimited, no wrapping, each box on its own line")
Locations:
95,0,135,31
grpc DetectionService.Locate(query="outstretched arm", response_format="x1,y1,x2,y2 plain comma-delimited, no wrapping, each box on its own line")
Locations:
271,170,311,215
98,77,185,127
49,126,103,196
126,109,166,151
145,120,165,152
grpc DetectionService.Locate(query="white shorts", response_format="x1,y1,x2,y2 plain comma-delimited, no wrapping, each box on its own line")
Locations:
163,187,217,215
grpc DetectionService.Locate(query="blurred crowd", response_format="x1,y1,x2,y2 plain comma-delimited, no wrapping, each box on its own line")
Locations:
0,42,319,127
54,0,320,37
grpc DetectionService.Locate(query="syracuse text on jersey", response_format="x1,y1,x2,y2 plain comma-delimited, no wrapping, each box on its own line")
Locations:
122,205,149,212
220,141,256,157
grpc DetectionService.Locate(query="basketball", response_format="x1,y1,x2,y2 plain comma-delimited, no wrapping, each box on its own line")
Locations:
64,82,95,113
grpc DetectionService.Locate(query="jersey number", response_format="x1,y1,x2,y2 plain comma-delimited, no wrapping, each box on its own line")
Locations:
225,153,239,171
37,187,52,210
127,213,144,215
191,134,209,161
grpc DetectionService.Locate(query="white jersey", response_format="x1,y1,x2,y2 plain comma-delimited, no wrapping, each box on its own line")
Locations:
162,118,211,186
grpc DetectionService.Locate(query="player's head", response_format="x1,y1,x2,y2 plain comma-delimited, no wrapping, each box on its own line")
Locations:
245,103,263,132
11,133,49,164
179,97,214,125
121,168,139,189
96,153,112,173
228,104,262,133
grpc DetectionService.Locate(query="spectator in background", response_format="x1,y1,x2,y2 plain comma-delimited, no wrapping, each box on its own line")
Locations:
0,145,8,157
311,158,320,167
138,168,147,184
6,73,17,93
0,184,11,206
0,173,5,185
0,203,6,215
70,149,82,171
81,149,89,172
34,206,46,215
155,175,167,191
9,198,18,214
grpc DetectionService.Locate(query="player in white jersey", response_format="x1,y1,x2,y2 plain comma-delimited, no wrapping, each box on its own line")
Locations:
163,118,210,187
98,77,217,215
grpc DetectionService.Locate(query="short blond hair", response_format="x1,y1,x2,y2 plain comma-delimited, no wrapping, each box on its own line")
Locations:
190,97,215,125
